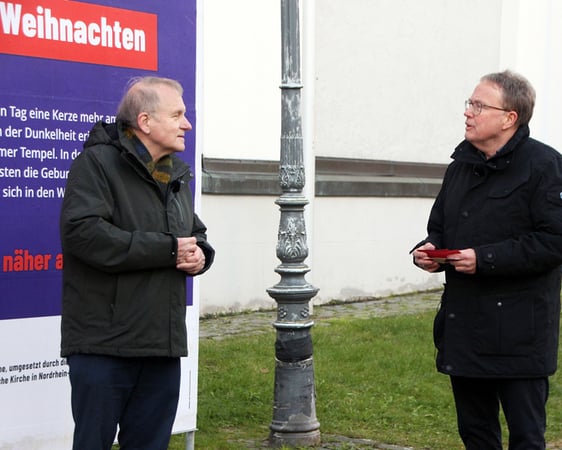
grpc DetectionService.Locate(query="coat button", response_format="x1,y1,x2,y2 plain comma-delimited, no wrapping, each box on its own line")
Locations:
448,313,456,319
497,301,502,307
461,211,469,218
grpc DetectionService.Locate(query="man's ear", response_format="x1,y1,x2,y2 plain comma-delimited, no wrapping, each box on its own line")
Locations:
137,112,150,134
503,110,518,130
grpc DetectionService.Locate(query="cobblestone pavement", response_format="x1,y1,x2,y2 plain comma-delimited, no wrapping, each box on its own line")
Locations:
199,290,442,341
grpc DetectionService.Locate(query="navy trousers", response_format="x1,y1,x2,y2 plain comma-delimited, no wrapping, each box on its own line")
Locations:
450,376,549,450
68,354,181,450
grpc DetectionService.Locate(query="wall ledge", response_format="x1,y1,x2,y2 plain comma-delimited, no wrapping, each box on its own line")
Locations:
202,156,447,198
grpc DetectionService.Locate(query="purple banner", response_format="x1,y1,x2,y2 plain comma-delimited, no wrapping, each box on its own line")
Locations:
0,0,197,320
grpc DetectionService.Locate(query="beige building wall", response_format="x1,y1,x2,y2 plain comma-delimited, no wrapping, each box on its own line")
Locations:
197,0,562,315
313,0,502,164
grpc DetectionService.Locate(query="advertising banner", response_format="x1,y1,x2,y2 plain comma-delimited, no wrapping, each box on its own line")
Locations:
0,0,199,447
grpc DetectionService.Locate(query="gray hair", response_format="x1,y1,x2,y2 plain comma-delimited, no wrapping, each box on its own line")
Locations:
116,76,184,129
481,70,536,127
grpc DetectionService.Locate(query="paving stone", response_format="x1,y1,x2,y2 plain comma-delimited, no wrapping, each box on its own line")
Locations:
199,291,442,340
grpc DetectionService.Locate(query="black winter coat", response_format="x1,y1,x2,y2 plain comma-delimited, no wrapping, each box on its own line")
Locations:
60,121,214,358
424,125,562,378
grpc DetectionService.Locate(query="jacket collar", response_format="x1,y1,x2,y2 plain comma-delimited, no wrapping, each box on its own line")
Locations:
84,120,193,182
451,124,530,171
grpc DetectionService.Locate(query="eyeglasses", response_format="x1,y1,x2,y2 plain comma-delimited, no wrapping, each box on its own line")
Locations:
465,99,510,115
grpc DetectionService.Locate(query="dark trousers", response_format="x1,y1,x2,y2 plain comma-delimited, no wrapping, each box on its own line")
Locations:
68,354,181,450
450,376,549,450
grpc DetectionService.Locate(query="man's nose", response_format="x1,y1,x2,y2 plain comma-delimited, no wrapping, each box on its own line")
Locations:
182,116,192,131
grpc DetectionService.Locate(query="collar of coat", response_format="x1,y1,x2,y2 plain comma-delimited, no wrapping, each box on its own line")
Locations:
451,124,530,172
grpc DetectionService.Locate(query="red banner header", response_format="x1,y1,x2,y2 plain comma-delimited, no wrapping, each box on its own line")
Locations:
0,0,158,70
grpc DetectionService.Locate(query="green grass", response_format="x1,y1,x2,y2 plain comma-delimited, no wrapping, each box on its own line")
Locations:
121,311,562,449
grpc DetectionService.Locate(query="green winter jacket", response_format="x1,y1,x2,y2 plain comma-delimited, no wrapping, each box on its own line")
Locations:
60,121,214,358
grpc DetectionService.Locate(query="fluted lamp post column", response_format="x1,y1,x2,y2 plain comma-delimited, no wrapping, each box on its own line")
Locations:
266,0,320,447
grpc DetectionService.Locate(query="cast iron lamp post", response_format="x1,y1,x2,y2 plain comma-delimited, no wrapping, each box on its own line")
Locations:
266,0,320,447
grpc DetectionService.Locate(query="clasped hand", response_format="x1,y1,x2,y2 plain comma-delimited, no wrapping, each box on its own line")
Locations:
176,237,206,274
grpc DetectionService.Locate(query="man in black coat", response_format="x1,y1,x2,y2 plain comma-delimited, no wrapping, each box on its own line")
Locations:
60,77,215,450
412,70,562,450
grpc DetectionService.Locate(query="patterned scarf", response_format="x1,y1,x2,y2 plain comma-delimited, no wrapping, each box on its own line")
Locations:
129,132,173,196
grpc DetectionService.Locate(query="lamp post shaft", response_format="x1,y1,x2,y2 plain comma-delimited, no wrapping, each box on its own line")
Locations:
267,0,320,447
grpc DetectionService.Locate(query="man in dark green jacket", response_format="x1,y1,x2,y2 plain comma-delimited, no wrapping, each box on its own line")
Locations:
412,70,562,450
60,76,214,450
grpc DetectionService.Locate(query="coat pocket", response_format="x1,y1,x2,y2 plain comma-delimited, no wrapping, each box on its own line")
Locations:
472,293,535,356
546,189,562,207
